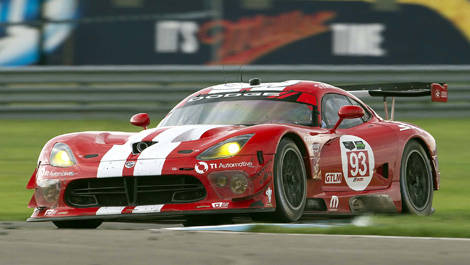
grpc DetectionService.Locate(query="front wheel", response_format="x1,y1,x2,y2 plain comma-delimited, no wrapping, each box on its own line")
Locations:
400,141,433,215
272,138,307,222
53,219,103,229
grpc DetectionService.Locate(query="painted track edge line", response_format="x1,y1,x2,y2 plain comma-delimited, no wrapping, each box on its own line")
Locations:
151,228,470,242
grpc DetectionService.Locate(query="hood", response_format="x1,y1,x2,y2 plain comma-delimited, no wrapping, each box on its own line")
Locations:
98,124,246,161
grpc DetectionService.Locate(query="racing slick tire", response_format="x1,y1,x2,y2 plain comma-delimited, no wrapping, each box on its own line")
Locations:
53,219,103,229
400,140,433,216
272,138,307,222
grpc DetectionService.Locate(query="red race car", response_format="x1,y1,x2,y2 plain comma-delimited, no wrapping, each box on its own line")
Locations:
26,79,448,228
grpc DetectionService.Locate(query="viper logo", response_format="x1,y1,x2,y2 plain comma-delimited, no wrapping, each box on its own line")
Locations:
124,161,136,168
194,161,209,174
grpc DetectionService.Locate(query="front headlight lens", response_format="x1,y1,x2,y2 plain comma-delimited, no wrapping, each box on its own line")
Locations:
50,143,76,167
197,134,254,160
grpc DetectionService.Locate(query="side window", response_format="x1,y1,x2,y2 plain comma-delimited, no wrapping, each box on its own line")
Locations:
321,94,364,129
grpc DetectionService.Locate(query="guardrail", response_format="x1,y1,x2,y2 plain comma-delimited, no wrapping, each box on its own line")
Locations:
0,65,468,120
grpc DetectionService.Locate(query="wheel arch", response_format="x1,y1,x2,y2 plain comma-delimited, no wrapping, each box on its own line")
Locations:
280,132,312,179
406,136,439,190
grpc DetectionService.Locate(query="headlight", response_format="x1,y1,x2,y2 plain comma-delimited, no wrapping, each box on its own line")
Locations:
197,134,254,160
50,143,76,167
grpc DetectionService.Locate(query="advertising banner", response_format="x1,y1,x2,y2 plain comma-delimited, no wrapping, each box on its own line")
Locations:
1,0,470,65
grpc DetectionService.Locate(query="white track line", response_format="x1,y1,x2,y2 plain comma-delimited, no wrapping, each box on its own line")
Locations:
151,228,470,242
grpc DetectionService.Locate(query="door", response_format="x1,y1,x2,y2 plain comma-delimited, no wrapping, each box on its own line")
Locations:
319,93,396,192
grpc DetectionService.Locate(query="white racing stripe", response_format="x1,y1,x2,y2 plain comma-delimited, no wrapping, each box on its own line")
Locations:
97,125,221,178
96,207,125,215
97,128,162,178
134,125,220,176
206,81,300,94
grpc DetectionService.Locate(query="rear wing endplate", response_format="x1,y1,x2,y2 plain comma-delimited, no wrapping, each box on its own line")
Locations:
339,82,448,120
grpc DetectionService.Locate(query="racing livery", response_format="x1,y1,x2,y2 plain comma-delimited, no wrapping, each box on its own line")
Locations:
26,79,448,228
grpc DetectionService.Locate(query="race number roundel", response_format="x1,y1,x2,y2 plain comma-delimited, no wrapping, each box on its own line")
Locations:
339,135,375,191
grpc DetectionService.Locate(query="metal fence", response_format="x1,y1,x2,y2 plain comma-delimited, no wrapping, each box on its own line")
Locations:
0,65,469,120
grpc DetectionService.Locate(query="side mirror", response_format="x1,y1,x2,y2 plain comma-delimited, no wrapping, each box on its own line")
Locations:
130,113,150,130
329,105,364,133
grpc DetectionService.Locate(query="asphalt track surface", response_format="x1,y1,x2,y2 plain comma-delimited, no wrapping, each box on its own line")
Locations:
1,221,469,265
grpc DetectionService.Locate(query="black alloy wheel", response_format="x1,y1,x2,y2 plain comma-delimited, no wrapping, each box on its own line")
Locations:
400,141,433,215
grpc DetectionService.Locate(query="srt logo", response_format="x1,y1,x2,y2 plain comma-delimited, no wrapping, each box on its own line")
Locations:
330,196,339,209
194,161,209,174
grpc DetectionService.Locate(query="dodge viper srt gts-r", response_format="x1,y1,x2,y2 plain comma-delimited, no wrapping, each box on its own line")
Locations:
26,79,448,228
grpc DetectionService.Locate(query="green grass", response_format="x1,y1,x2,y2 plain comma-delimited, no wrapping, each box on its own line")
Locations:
0,119,134,220
1,118,469,238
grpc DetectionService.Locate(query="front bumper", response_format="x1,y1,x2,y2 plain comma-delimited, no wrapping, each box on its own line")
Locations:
28,155,275,222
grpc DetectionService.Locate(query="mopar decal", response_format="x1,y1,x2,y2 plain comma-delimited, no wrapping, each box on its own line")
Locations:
340,135,375,191
330,196,339,209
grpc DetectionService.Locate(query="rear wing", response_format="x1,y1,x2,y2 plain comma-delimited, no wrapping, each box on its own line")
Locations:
338,82,448,120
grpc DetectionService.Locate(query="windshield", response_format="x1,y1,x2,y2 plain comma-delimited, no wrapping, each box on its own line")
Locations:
160,100,315,126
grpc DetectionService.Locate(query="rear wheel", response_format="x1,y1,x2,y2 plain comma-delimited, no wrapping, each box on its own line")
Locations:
400,141,433,215
53,220,103,229
272,138,307,222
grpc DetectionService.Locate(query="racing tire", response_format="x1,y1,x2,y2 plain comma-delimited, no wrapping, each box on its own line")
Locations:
53,220,103,229
400,141,434,216
272,138,307,222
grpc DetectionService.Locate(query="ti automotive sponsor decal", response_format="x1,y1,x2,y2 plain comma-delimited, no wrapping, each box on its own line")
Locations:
325,173,342,184
340,135,375,191
194,161,254,174
37,167,75,178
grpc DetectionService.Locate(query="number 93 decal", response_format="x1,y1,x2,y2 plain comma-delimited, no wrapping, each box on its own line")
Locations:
339,135,375,191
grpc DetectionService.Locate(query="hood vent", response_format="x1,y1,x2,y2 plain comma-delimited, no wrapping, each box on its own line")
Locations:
132,141,157,154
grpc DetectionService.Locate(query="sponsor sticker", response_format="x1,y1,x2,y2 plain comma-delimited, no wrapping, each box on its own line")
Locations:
45,209,57,216
189,92,281,102
194,161,209,174
325,173,342,184
265,187,273,207
330,196,339,209
37,167,75,178
212,202,229,209
195,161,254,174
340,135,375,191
